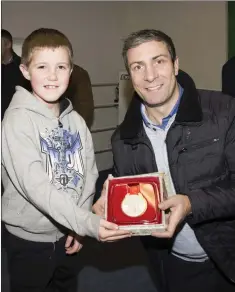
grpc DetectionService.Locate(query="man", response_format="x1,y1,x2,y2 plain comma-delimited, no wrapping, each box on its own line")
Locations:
93,29,235,292
1,29,30,119
65,64,94,129
222,56,235,98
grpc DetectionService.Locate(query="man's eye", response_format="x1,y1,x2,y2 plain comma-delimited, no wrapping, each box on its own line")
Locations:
133,65,142,71
157,59,164,65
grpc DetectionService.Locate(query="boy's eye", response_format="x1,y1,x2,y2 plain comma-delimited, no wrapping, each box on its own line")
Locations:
37,65,46,69
58,65,66,70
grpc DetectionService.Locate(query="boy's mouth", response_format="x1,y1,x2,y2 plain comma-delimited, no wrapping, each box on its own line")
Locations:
44,85,58,89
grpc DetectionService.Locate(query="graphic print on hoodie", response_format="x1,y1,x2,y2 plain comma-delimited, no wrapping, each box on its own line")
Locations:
40,127,84,192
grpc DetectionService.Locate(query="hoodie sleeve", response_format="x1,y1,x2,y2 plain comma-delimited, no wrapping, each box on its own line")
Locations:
77,116,99,211
2,109,101,239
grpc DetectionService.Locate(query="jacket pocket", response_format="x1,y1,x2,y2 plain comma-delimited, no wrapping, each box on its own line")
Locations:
178,137,220,155
177,136,225,185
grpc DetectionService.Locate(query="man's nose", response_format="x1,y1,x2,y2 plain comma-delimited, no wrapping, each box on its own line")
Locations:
144,65,159,82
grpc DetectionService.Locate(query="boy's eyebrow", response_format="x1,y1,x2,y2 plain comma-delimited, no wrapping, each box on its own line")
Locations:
129,54,169,67
33,62,70,65
33,62,47,65
57,62,70,65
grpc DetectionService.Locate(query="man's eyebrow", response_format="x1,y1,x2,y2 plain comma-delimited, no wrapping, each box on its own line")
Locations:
152,54,169,60
129,60,144,67
129,54,169,67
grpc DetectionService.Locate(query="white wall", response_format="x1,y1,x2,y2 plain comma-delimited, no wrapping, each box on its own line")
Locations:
2,1,227,170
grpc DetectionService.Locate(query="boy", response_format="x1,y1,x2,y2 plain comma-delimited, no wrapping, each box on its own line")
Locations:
1,28,130,292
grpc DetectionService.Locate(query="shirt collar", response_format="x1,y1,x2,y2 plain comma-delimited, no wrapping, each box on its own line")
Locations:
141,83,184,131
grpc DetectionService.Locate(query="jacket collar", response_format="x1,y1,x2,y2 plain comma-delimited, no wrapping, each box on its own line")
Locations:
120,70,203,140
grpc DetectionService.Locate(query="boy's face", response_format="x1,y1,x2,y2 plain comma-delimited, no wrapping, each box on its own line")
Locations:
20,47,72,106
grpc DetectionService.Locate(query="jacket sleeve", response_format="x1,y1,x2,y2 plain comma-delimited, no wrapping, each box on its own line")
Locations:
187,113,235,225
69,66,94,129
2,110,101,239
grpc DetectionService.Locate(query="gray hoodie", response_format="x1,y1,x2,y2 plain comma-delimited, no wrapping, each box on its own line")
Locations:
2,86,101,242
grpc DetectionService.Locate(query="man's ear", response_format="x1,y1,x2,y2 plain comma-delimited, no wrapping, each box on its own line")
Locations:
174,57,179,76
19,64,31,80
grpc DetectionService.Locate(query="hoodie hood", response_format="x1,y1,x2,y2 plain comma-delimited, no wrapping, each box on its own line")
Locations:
7,86,73,119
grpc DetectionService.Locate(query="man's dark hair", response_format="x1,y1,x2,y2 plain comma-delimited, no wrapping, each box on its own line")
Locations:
1,29,13,43
122,29,176,73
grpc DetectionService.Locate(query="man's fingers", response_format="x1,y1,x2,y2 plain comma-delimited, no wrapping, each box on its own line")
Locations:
151,210,180,238
158,197,175,210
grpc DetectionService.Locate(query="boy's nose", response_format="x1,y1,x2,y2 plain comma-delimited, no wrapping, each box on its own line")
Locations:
48,70,58,81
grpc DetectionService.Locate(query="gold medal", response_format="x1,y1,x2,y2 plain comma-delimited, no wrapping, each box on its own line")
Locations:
121,184,147,217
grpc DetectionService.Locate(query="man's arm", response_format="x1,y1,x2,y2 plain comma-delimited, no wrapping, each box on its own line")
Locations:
187,115,235,225
153,108,235,238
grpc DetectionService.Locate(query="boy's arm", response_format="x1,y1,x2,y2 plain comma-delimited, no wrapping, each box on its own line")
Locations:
2,110,100,239
78,122,98,211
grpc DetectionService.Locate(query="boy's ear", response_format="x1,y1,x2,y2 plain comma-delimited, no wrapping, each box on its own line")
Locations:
19,64,31,80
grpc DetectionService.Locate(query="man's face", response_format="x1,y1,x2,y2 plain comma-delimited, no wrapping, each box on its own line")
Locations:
127,40,179,108
20,47,72,106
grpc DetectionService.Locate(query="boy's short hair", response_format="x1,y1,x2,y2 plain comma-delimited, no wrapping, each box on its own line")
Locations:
21,28,73,67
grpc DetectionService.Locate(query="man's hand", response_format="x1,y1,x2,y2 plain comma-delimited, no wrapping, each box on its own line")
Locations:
151,195,192,238
98,218,131,242
65,234,83,255
92,174,112,217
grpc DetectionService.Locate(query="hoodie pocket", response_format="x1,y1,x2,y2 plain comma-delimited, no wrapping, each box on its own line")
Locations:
2,195,56,232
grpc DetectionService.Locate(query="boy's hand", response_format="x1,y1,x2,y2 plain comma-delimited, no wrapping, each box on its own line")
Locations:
65,234,83,254
92,174,113,217
98,218,131,242
151,194,192,238
92,195,105,217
